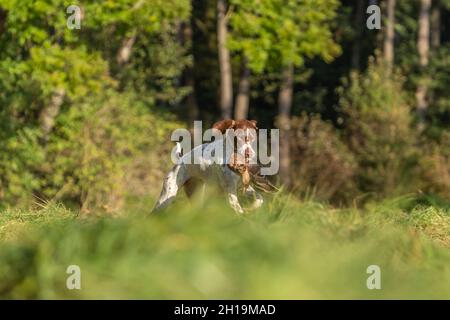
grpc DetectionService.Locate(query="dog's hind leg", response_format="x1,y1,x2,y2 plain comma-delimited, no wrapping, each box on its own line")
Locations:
152,164,189,213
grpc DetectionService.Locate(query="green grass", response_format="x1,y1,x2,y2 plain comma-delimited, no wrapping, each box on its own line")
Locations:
0,194,450,299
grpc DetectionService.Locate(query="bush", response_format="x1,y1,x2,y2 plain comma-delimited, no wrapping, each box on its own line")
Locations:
44,90,181,213
0,43,112,209
289,114,357,204
338,60,420,197
0,1,189,211
418,131,450,201
0,127,44,207
0,86,181,212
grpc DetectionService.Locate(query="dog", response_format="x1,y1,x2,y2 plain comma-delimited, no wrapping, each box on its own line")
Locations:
152,119,276,214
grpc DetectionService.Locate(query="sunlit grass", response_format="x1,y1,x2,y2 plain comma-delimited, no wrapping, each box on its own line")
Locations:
0,194,449,299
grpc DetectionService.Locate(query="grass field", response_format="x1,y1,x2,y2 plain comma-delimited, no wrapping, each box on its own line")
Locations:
0,193,449,299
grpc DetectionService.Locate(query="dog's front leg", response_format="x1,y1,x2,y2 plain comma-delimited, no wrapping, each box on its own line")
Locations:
227,192,244,214
244,185,264,210
222,167,244,214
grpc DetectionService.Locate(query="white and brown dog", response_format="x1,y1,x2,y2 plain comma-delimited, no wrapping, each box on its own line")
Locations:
152,119,276,214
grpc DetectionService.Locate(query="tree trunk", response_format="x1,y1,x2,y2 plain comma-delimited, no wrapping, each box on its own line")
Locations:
417,0,431,67
116,1,145,65
416,0,431,125
383,0,396,70
431,1,441,49
39,88,66,143
234,57,250,120
217,0,233,119
278,64,294,187
351,0,364,70
180,20,199,126
116,32,136,65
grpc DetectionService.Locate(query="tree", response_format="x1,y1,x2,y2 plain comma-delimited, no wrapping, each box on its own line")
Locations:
384,0,396,71
39,88,65,144
234,57,251,119
351,0,365,70
416,0,431,125
181,19,200,125
278,63,294,185
217,0,233,119
0,0,190,207
228,0,341,186
431,0,441,49
115,0,145,66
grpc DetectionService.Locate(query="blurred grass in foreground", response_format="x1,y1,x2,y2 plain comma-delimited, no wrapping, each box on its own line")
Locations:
0,193,449,299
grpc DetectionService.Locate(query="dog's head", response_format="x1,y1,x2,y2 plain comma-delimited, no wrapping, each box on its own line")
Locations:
212,119,257,133
212,119,258,141
212,119,258,160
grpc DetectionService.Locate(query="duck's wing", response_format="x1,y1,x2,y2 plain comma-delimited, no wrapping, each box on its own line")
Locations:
250,172,280,193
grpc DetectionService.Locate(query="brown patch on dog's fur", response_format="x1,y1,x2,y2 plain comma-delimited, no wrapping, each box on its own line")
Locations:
212,119,258,133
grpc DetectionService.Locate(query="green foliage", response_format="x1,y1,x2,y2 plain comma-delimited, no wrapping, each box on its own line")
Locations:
289,114,357,203
43,90,175,211
83,0,190,33
427,45,450,135
0,0,71,49
0,0,188,209
119,31,191,105
0,45,111,107
79,0,192,104
395,1,449,136
228,0,341,73
0,197,450,298
0,0,448,210
29,45,110,98
418,132,450,201
339,60,420,197
0,127,44,206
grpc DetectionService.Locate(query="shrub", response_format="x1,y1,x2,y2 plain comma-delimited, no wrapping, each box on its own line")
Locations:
0,44,112,209
338,60,420,197
289,114,357,203
44,90,181,213
418,131,450,201
0,127,44,207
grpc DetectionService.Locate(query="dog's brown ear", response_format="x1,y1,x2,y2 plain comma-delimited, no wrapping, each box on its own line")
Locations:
249,120,258,129
212,119,235,133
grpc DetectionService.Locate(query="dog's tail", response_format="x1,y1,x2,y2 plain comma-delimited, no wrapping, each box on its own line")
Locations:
171,142,183,165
